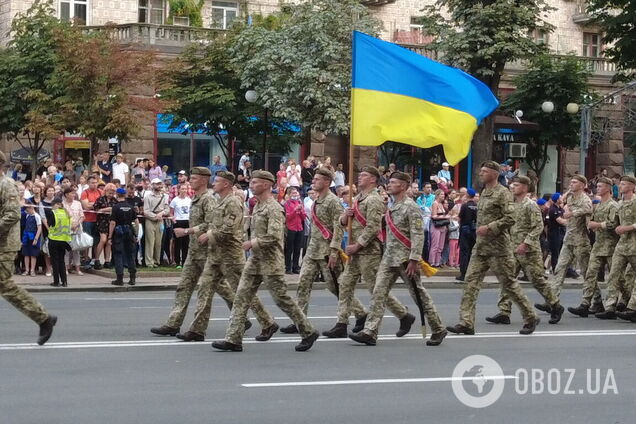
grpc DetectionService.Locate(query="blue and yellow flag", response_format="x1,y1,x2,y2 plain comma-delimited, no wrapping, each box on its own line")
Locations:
351,31,499,165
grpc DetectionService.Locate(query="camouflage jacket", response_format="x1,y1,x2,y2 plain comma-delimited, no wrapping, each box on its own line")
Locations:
187,191,216,261
590,198,619,256
345,188,384,256
0,175,21,253
306,191,344,260
511,196,543,253
383,196,423,267
562,192,592,247
206,193,245,264
246,197,286,275
474,183,515,257
615,197,636,256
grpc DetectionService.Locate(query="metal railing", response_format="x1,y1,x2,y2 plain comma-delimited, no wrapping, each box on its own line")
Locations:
82,23,224,48
506,55,617,76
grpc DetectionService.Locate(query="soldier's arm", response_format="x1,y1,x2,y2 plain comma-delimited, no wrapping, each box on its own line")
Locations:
252,203,284,252
329,198,344,252
524,203,544,245
486,191,515,234
357,196,383,247
601,202,619,230
0,182,21,234
214,199,243,243
196,196,214,235
408,204,424,262
571,197,592,217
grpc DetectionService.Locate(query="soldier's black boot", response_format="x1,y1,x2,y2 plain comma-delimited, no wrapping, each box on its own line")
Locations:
568,304,590,317
617,302,627,312
255,322,279,341
352,314,367,333
446,324,475,335
244,320,253,332
616,309,636,322
150,325,179,336
111,274,124,286
37,315,57,345
534,302,551,313
322,323,347,338
176,331,204,342
519,317,540,335
280,324,298,334
295,331,320,352
595,309,617,320
212,340,243,352
128,273,136,286
549,303,565,324
396,313,416,337
426,329,448,346
589,302,605,314
349,331,376,346
485,313,511,324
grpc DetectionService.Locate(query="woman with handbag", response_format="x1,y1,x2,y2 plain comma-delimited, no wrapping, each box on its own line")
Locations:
48,199,72,287
429,189,451,267
62,186,84,276
93,183,117,269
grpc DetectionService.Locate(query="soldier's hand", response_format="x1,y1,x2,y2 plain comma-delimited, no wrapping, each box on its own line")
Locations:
242,240,253,251
198,233,209,244
476,225,489,236
174,228,185,238
563,210,573,219
587,221,601,231
345,243,361,256
616,225,631,235
327,254,338,270
344,207,354,217
406,260,419,278
515,243,528,255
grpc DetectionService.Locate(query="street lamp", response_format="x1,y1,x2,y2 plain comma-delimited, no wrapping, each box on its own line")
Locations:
541,101,555,113
245,89,269,170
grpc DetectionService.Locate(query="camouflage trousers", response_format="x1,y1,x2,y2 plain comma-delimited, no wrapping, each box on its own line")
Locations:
460,253,538,329
165,257,233,330
551,243,591,298
497,251,558,316
361,260,444,338
189,259,274,336
0,254,48,325
623,266,636,310
337,254,408,324
296,256,366,319
225,272,315,345
580,253,613,306
604,254,636,311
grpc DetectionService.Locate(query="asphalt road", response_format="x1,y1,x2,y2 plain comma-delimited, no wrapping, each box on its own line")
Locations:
1,287,635,424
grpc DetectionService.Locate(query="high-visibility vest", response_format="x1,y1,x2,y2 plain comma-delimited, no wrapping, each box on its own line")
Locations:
48,208,72,242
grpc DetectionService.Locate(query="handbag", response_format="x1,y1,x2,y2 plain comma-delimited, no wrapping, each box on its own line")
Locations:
433,218,450,228
70,230,93,251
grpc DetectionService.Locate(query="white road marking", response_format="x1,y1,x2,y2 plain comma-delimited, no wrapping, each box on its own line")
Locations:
242,375,517,388
1,329,635,351
208,315,393,321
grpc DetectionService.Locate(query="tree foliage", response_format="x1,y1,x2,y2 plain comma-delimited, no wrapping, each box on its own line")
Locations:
167,0,205,27
503,55,591,180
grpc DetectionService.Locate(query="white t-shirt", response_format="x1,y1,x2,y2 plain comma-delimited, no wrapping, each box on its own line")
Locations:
286,165,301,186
334,170,345,187
112,162,129,183
170,196,192,221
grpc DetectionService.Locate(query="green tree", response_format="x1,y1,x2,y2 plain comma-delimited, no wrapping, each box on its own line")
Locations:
503,55,591,185
416,0,554,186
588,0,636,81
0,0,66,179
167,0,204,27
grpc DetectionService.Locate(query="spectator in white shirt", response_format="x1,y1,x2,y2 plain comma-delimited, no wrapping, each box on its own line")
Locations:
334,163,345,187
437,162,452,183
170,185,192,268
112,154,130,186
286,158,302,188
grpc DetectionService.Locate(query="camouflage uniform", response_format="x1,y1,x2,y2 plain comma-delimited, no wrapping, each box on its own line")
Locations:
224,197,315,345
459,184,538,329
359,197,444,338
496,197,558,316
164,191,234,329
580,198,619,306
296,191,366,318
603,197,636,311
0,175,49,325
336,189,408,324
551,192,592,298
188,193,274,336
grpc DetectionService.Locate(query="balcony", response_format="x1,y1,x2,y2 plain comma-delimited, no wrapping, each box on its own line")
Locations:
360,0,397,5
572,1,592,24
506,55,617,77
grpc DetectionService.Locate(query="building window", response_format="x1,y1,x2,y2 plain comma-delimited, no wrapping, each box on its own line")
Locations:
59,0,88,24
530,28,548,45
173,16,190,26
139,0,165,25
583,32,601,57
211,1,238,30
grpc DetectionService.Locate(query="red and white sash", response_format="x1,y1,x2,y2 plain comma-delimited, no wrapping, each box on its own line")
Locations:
384,210,411,248
353,199,386,242
312,203,332,240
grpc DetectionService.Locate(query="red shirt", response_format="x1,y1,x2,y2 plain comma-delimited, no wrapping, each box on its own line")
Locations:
284,199,306,231
81,188,103,223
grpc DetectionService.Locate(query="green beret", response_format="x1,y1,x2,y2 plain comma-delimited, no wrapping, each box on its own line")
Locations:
512,176,532,186
252,170,275,184
620,175,636,185
390,171,411,184
190,167,211,177
360,166,380,179
215,170,235,183
597,177,613,186
315,167,335,181
481,161,500,172
571,174,588,185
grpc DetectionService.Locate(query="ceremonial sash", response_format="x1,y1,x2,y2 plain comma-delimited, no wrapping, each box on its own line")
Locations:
385,210,411,248
312,203,332,240
353,199,386,242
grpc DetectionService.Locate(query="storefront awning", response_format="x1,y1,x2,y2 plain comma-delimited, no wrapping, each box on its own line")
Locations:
10,148,50,163
494,115,540,131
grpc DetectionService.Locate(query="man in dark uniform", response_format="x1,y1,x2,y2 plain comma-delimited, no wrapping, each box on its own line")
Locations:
109,188,140,286
457,188,477,282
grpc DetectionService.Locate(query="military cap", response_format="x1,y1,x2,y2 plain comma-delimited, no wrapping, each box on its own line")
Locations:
467,188,476,197
537,198,547,206
390,171,411,184
621,175,636,185
252,169,276,183
359,166,380,179
314,167,335,181
597,177,613,186
190,166,212,177
551,192,561,202
571,174,588,185
0,151,6,164
116,188,127,196
512,176,532,186
481,160,500,172
215,170,235,183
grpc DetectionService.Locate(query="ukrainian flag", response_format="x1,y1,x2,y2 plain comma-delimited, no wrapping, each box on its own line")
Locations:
351,31,499,165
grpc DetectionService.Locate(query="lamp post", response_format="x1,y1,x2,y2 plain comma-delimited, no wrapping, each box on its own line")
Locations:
540,100,581,182
245,89,269,171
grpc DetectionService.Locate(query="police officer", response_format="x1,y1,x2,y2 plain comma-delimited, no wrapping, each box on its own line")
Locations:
108,188,139,286
0,151,57,345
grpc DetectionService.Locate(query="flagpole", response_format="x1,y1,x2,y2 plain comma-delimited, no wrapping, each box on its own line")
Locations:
347,31,358,246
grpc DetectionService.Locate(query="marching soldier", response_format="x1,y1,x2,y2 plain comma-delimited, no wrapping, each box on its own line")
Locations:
280,167,366,334
150,167,235,337
0,151,57,345
349,171,446,346
447,161,540,335
569,177,620,317
322,166,415,338
213,170,319,352
485,176,563,324
108,188,139,286
178,171,277,342
597,176,636,320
